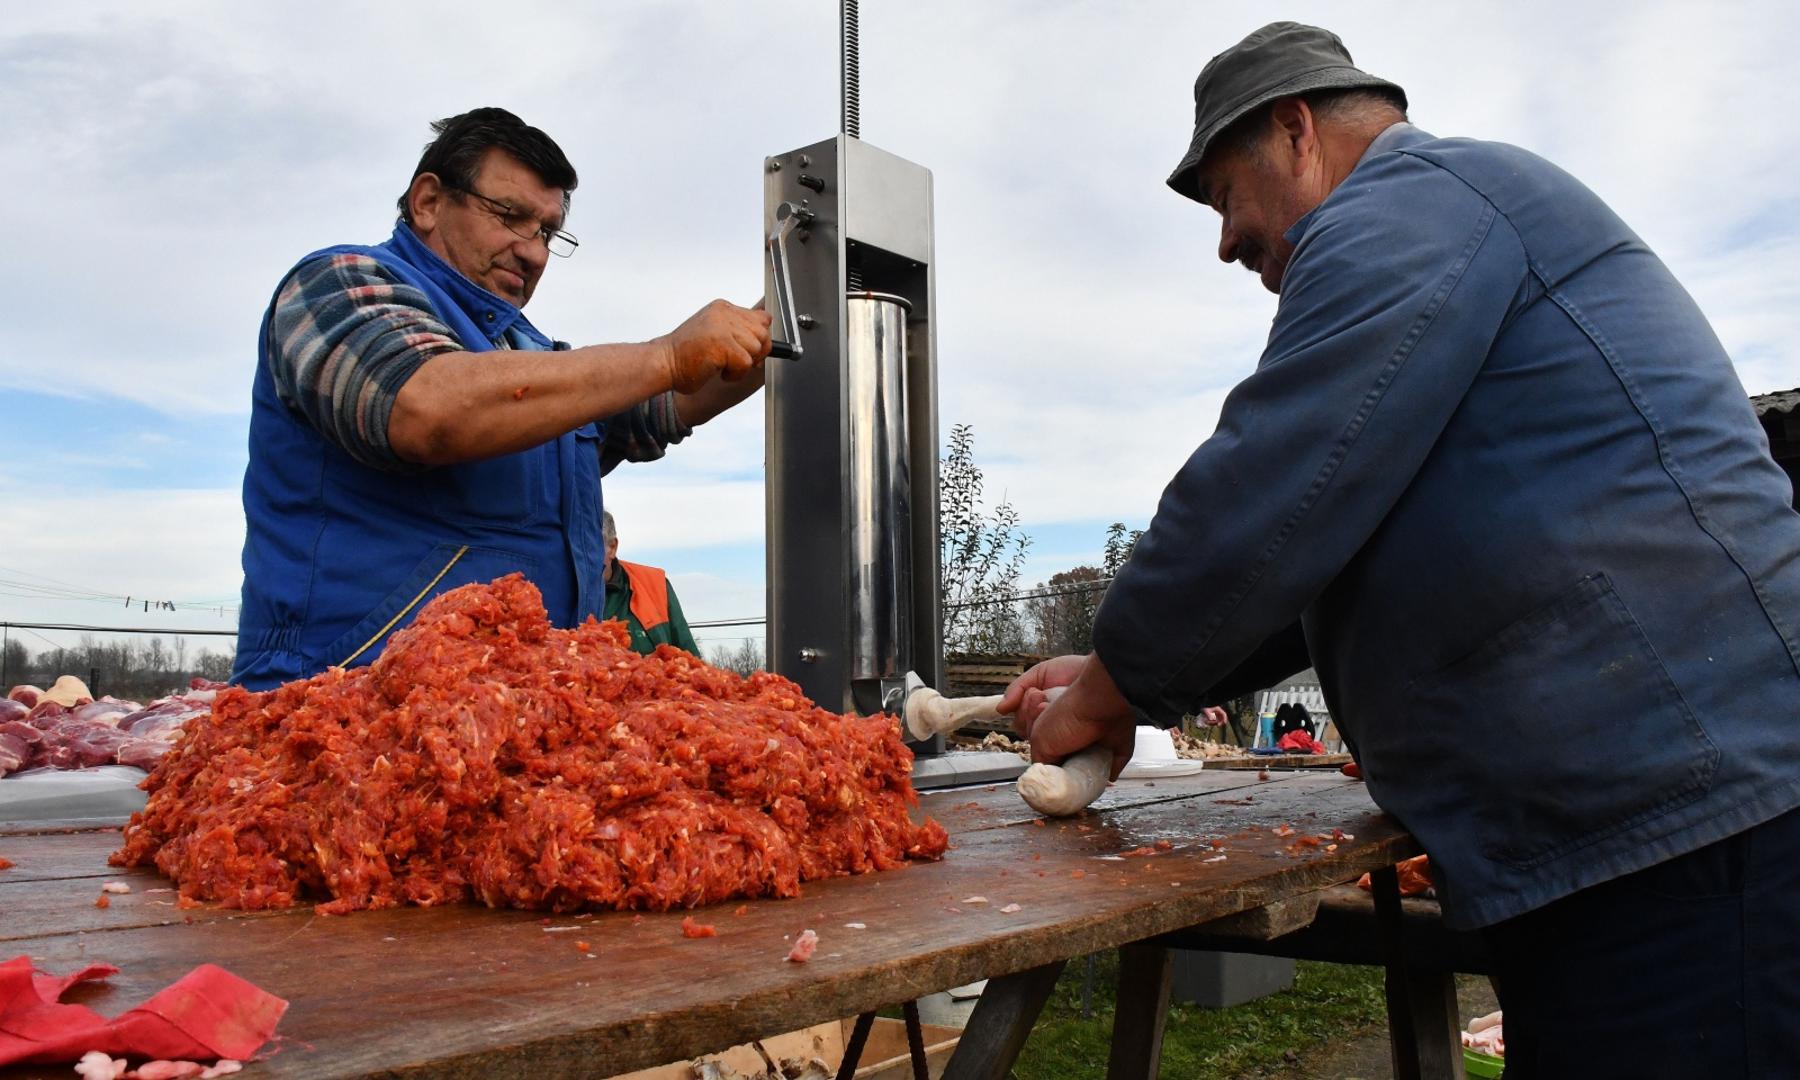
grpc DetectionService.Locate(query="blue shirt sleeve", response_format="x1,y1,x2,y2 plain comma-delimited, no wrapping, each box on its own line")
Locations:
1093,151,1531,722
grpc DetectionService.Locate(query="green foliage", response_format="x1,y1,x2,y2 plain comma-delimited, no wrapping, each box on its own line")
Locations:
1012,954,1388,1080
1102,521,1144,579
940,423,1032,653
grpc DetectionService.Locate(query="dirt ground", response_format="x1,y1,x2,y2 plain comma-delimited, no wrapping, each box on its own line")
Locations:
1290,974,1498,1079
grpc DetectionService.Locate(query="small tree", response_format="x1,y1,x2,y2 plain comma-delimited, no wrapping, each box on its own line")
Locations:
1,637,27,688
707,638,767,677
939,424,1031,653
194,648,236,684
1026,566,1105,655
1102,521,1144,578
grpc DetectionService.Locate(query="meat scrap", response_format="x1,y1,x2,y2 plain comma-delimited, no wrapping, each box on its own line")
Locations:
111,575,948,915
75,1051,128,1080
0,681,215,776
1357,854,1434,897
786,929,818,963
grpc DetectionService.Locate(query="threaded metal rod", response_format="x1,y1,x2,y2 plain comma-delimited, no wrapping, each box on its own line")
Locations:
842,0,860,138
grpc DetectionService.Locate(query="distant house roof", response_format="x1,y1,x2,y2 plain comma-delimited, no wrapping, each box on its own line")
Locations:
1753,388,1800,418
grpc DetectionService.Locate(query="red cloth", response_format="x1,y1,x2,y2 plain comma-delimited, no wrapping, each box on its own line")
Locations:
0,956,286,1067
1275,729,1325,754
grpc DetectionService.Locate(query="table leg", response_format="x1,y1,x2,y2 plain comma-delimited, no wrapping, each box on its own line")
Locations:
1372,865,1464,1080
903,999,929,1080
1106,943,1174,1080
940,960,1067,1080
835,1011,877,1080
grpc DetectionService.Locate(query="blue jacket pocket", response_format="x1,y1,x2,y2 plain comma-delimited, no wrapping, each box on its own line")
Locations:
1397,573,1718,870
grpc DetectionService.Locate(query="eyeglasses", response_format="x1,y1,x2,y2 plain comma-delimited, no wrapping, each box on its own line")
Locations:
449,184,580,257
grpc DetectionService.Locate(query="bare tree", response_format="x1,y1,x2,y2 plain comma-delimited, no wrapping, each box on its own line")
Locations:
706,638,767,677
1026,566,1106,655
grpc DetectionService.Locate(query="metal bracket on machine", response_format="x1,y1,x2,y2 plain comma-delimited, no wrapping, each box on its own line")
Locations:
766,202,813,361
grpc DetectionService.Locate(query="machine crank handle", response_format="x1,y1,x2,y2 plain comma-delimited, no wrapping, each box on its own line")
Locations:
765,202,814,361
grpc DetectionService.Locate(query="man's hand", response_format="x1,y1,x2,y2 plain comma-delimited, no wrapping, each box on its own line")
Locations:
1000,652,1138,780
659,300,772,394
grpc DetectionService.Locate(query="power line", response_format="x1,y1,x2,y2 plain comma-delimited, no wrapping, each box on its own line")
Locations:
0,563,239,616
0,622,237,637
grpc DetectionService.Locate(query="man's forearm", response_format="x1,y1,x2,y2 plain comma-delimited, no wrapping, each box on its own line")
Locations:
675,364,765,428
389,340,673,466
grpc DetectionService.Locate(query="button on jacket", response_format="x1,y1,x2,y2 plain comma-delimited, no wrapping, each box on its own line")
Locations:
1094,124,1800,929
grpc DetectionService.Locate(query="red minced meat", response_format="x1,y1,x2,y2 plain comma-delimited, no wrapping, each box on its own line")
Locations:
112,575,947,914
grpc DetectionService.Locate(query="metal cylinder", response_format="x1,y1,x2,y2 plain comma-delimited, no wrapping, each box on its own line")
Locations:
845,292,912,682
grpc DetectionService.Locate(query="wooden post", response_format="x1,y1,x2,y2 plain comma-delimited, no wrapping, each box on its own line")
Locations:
1373,864,1465,1080
1106,943,1174,1080
940,960,1066,1080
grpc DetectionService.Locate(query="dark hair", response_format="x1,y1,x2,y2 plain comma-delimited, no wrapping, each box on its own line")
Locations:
1205,87,1408,174
396,107,578,224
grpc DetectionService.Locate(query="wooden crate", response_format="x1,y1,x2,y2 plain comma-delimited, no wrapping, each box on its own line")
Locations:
609,1016,961,1080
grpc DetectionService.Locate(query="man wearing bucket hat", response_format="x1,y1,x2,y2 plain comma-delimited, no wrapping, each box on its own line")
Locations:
1006,21,1800,1074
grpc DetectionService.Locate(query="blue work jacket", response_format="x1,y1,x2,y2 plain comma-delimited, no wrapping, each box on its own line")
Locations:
1095,125,1800,929
232,224,606,689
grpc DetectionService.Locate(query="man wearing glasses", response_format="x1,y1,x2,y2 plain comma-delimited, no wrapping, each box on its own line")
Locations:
231,107,771,689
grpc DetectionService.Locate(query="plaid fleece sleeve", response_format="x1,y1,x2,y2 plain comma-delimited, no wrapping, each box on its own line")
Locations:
265,253,463,470
599,391,692,475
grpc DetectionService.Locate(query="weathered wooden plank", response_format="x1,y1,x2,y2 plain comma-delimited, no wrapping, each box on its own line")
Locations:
0,872,304,941
1155,885,1491,975
0,773,1413,1080
0,829,122,882
1182,890,1323,942
921,766,1290,836
0,817,132,836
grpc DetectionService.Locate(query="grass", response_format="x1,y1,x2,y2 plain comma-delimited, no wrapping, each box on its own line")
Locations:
1010,952,1389,1079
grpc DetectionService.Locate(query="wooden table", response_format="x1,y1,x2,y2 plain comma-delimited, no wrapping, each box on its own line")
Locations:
0,769,1420,1079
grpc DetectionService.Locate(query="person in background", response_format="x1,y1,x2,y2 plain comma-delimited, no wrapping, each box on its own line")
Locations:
602,511,699,656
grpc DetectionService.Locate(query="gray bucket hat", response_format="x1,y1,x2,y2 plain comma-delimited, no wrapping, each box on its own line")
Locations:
1167,22,1406,203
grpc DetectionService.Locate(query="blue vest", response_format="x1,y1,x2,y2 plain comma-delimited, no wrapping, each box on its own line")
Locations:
232,223,606,690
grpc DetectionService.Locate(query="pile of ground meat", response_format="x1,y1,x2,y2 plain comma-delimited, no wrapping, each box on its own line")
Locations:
112,575,947,914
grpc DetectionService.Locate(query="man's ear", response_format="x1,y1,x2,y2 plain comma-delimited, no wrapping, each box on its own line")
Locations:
408,173,445,232
1268,98,1319,177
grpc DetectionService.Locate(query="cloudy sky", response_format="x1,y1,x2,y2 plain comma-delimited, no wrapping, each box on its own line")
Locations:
2,0,1795,665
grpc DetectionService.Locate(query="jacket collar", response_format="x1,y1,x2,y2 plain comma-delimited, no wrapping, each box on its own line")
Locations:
383,221,551,348
1283,123,1435,248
